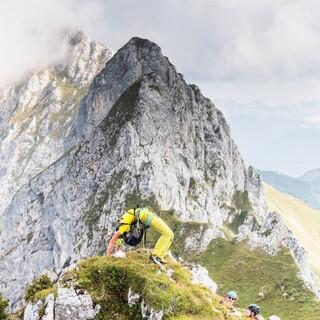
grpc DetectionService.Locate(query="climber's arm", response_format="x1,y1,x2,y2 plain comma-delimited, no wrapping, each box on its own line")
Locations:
107,230,121,256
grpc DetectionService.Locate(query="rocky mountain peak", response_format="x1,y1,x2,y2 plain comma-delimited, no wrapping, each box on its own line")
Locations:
0,34,268,307
60,29,112,87
72,36,183,138
0,32,319,313
0,31,112,216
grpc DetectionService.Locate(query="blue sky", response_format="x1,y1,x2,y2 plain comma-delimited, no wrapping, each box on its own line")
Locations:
1,0,319,177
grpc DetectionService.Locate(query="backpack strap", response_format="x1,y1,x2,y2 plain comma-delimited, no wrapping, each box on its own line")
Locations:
144,210,155,228
134,208,141,229
142,228,147,248
119,209,137,225
119,208,152,228
127,209,136,216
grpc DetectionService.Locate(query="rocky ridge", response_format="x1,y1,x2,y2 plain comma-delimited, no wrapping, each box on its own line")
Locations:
0,34,318,313
0,30,112,215
17,251,264,320
238,211,320,298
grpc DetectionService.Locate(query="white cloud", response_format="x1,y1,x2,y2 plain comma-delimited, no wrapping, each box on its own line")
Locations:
305,116,320,126
0,0,319,175
0,0,105,87
3,0,320,86
87,0,320,83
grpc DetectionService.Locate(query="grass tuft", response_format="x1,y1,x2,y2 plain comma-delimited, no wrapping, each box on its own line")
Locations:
0,294,8,320
24,275,55,303
61,250,234,320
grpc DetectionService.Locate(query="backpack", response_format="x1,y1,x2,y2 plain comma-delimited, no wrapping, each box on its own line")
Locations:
121,208,148,246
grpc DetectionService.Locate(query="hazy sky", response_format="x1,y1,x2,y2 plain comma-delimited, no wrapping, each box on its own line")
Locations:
1,0,319,177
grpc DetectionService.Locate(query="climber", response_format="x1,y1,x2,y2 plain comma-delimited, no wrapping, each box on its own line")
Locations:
246,304,260,319
106,207,174,265
219,290,241,317
221,290,238,309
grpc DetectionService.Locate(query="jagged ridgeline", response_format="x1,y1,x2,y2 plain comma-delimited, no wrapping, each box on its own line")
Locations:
0,33,319,319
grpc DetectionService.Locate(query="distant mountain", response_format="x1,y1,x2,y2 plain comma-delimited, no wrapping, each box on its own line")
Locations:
301,169,320,196
263,182,320,289
301,168,320,182
259,170,320,209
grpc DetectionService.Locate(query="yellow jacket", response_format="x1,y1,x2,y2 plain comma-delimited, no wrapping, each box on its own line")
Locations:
118,208,154,235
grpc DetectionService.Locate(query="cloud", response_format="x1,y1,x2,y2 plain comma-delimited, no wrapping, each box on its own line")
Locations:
0,0,319,175
86,0,320,84
305,116,320,126
2,0,320,86
0,0,105,87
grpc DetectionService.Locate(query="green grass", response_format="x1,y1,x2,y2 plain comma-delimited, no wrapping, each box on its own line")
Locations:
124,192,161,213
32,287,57,303
187,177,198,202
220,191,254,234
142,210,320,320
226,211,248,234
192,238,320,320
13,276,56,319
0,294,8,320
61,250,235,320
7,309,24,320
99,79,142,146
233,191,252,212
24,275,55,303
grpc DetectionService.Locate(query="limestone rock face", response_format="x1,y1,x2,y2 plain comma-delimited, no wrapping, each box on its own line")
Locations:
0,30,112,216
128,288,164,320
42,294,54,320
22,289,99,320
23,300,43,320
23,294,54,320
0,35,318,308
191,264,218,293
55,287,100,320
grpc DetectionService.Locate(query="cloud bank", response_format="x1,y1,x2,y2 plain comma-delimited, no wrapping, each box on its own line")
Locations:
1,0,319,176
90,0,320,82
0,0,105,86
3,0,320,86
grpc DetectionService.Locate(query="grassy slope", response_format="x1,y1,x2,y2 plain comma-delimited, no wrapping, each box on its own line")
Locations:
263,182,320,279
20,197,320,320
144,211,320,319
193,238,320,320
17,209,320,320
61,250,237,320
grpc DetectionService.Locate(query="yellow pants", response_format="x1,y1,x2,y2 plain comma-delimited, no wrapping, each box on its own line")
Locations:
150,216,174,259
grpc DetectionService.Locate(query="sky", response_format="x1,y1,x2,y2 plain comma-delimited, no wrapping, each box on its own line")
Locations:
1,0,319,177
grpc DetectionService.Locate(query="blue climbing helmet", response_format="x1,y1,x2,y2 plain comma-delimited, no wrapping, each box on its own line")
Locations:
227,291,238,300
